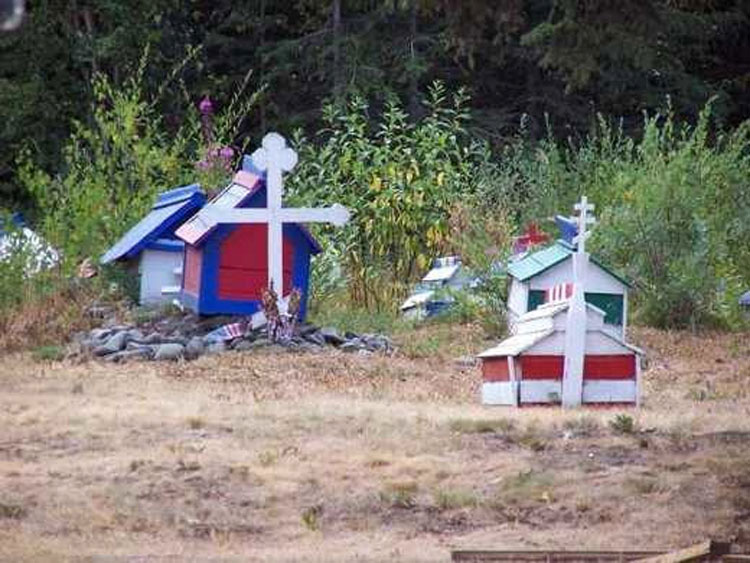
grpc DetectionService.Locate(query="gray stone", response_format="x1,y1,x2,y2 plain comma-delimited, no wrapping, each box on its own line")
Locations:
184,337,205,360
298,323,319,337
250,338,270,349
232,340,256,352
205,341,227,355
90,328,112,341
105,348,153,363
125,328,144,342
340,340,364,352
154,343,185,361
296,342,321,353
304,331,326,346
140,332,163,344
93,331,128,356
320,327,345,346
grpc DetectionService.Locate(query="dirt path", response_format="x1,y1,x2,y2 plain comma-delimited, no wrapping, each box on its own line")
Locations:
1,327,750,562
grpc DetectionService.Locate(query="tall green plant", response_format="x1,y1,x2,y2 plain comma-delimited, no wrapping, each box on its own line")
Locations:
480,102,750,329
289,82,496,311
17,50,260,274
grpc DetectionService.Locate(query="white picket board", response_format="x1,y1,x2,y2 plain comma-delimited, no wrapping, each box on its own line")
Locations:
482,382,517,406
520,380,562,403
582,380,637,403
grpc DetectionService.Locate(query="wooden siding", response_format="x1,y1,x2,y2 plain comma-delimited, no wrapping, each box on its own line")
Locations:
520,355,564,380
483,357,510,382
583,354,635,379
217,225,293,300
183,245,202,295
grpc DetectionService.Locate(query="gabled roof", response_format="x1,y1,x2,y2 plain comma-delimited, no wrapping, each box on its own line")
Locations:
100,184,206,264
479,300,641,358
507,240,631,287
477,329,554,358
175,170,322,254
423,264,460,282
175,171,262,246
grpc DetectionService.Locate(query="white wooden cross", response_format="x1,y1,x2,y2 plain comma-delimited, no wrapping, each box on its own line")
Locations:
562,195,596,408
202,132,350,311
572,195,596,256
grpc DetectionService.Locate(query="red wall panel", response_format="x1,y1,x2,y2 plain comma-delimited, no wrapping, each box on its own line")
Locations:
183,245,202,295
520,355,564,380
583,355,635,379
217,225,295,300
483,357,510,382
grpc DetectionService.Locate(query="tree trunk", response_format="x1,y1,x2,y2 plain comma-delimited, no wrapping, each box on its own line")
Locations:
332,0,342,99
408,0,418,116
259,0,267,132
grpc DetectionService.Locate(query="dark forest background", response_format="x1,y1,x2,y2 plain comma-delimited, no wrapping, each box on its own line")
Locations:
2,0,749,208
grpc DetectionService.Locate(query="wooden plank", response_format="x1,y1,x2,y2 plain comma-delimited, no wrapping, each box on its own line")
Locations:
451,550,663,563
633,541,732,563
721,557,750,563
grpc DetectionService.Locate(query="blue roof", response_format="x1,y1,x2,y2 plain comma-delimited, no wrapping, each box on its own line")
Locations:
508,240,631,287
0,212,26,236
555,215,578,244
739,291,750,306
100,184,206,264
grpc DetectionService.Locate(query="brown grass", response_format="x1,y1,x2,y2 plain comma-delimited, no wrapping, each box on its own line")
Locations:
0,281,111,352
1,325,750,562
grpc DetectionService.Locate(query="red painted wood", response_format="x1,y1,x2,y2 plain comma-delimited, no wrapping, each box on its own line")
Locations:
233,170,261,189
217,225,295,300
520,355,564,380
483,357,510,382
222,224,267,270
183,245,202,295
583,355,635,379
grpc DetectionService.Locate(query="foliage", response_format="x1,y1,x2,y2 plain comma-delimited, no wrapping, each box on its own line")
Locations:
289,82,494,310
17,50,258,274
609,414,636,435
483,104,750,330
3,1,750,207
447,199,514,336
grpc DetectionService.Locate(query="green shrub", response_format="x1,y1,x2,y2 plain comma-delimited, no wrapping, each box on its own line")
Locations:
289,82,504,311
481,103,750,330
609,413,636,435
18,47,259,277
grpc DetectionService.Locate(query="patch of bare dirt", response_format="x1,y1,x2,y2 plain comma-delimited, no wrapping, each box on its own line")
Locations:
1,326,750,561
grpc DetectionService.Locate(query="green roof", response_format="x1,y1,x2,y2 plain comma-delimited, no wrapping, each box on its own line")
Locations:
508,240,631,287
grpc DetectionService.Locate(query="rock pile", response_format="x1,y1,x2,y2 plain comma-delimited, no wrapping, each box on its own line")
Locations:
71,313,394,363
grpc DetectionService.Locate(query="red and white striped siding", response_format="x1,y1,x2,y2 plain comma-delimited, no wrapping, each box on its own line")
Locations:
481,354,638,405
545,282,574,303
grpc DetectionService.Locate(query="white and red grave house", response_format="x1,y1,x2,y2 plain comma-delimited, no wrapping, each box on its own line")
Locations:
478,196,642,407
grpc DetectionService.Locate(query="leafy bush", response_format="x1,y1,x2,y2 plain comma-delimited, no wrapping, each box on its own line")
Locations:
609,413,636,435
18,48,259,275
289,82,503,311
482,103,750,330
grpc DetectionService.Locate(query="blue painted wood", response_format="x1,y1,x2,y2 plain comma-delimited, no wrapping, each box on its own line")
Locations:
555,215,578,244
100,185,206,264
183,220,317,320
242,154,266,177
178,175,321,320
146,238,184,252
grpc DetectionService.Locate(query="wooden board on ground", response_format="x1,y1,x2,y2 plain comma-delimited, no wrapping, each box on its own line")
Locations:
451,550,664,563
453,541,739,563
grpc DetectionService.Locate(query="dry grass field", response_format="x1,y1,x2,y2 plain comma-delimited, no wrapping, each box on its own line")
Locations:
1,323,750,562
